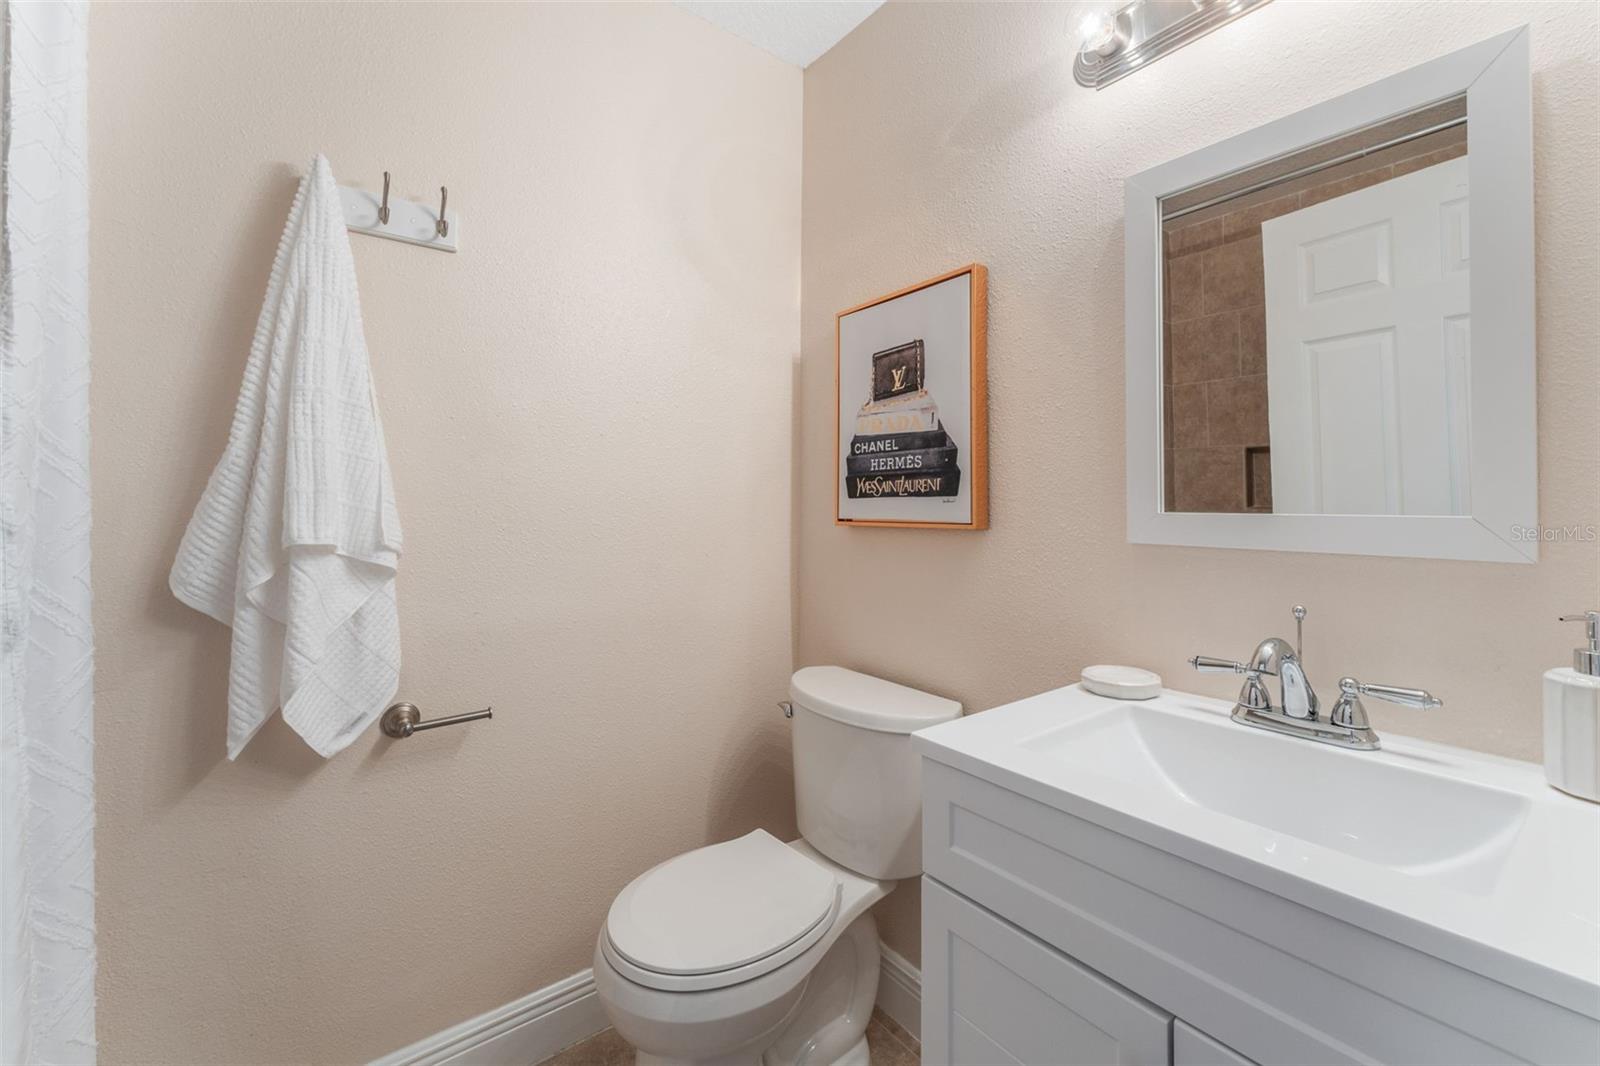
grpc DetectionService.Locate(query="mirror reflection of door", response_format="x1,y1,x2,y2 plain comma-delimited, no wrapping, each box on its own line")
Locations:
1157,96,1469,515
1261,157,1470,515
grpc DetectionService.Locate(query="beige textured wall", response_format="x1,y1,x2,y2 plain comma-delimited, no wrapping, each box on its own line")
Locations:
799,1,1600,964
90,3,799,1062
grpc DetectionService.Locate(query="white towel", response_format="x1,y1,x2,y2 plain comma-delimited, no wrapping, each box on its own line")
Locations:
171,154,402,759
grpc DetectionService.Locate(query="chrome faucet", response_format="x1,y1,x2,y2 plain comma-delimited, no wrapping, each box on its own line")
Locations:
1190,605,1440,751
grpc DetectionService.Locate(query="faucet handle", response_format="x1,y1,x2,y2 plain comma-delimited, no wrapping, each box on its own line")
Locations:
1352,679,1442,710
1190,655,1250,675
1330,676,1441,733
1192,655,1273,712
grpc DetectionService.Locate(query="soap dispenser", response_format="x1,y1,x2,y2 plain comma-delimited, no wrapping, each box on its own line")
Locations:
1545,611,1600,802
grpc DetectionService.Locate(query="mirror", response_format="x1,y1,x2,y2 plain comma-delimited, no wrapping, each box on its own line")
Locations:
1161,98,1467,516
1126,28,1535,562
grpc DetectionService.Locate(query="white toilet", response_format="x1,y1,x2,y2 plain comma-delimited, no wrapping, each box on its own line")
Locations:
593,666,960,1066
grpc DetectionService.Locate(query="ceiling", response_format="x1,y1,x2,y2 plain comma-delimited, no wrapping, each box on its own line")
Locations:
676,1,884,68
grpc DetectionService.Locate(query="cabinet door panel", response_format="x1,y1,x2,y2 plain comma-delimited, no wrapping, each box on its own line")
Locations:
923,877,1170,1066
1173,1021,1256,1066
950,1013,1022,1066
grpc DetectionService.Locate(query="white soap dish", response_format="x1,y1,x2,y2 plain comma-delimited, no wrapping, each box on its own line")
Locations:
1081,665,1162,700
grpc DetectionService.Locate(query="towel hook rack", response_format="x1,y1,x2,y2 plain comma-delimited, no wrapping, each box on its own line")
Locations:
338,166,458,252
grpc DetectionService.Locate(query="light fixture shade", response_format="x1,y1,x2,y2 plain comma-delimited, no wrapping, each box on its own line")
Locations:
1079,11,1122,58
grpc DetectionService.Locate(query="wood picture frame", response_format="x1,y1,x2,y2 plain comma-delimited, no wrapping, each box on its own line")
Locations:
835,264,988,529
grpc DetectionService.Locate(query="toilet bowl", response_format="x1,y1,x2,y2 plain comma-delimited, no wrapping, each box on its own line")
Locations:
593,835,890,1066
593,667,961,1066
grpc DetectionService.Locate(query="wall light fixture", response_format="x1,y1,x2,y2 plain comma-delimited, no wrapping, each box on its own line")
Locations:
1074,0,1271,90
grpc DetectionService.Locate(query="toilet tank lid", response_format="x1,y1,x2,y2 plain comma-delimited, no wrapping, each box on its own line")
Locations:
790,666,962,734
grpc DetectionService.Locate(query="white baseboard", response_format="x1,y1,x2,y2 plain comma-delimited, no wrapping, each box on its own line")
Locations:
876,940,922,1041
369,940,922,1066
369,969,608,1066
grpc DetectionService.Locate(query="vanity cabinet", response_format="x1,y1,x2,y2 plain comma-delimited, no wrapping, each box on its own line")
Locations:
922,877,1258,1066
918,759,1595,1065
921,878,1171,1064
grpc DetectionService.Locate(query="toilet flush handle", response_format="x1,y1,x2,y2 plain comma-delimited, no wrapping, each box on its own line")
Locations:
778,701,794,718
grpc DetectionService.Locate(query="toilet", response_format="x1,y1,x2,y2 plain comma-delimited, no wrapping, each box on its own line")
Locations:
593,666,961,1066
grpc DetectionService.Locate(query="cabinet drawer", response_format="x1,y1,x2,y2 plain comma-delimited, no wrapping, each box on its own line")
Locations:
921,877,1171,1065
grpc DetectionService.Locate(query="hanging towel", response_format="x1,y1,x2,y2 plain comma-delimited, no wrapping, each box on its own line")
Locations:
171,154,402,759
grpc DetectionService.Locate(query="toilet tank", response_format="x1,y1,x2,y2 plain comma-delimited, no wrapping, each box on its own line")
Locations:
789,666,962,880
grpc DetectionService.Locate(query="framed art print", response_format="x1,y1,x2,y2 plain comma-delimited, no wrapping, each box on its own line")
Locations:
836,264,988,529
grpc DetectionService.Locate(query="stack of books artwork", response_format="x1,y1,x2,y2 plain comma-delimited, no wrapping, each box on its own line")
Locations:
846,340,961,499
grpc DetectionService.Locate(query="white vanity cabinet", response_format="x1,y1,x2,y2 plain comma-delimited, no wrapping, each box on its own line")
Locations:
922,878,1173,1064
922,866,1256,1066
915,753,1599,1065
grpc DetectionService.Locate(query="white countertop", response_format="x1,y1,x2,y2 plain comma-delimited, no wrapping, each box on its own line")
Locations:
913,683,1600,1021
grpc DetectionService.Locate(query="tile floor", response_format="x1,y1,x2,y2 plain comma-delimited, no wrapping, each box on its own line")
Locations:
537,1007,920,1066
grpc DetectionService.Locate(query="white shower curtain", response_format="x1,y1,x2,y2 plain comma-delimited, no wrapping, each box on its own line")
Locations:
0,2,96,1063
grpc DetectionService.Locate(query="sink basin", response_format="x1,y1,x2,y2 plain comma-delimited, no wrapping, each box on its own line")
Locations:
1021,701,1529,894
912,682,1600,1017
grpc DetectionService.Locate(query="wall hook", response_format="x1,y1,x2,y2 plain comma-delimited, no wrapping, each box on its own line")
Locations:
339,168,459,252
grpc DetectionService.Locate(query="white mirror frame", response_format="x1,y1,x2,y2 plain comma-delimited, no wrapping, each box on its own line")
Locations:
1125,27,1536,563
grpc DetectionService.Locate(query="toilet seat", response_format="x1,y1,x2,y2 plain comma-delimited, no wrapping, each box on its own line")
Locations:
602,829,841,992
